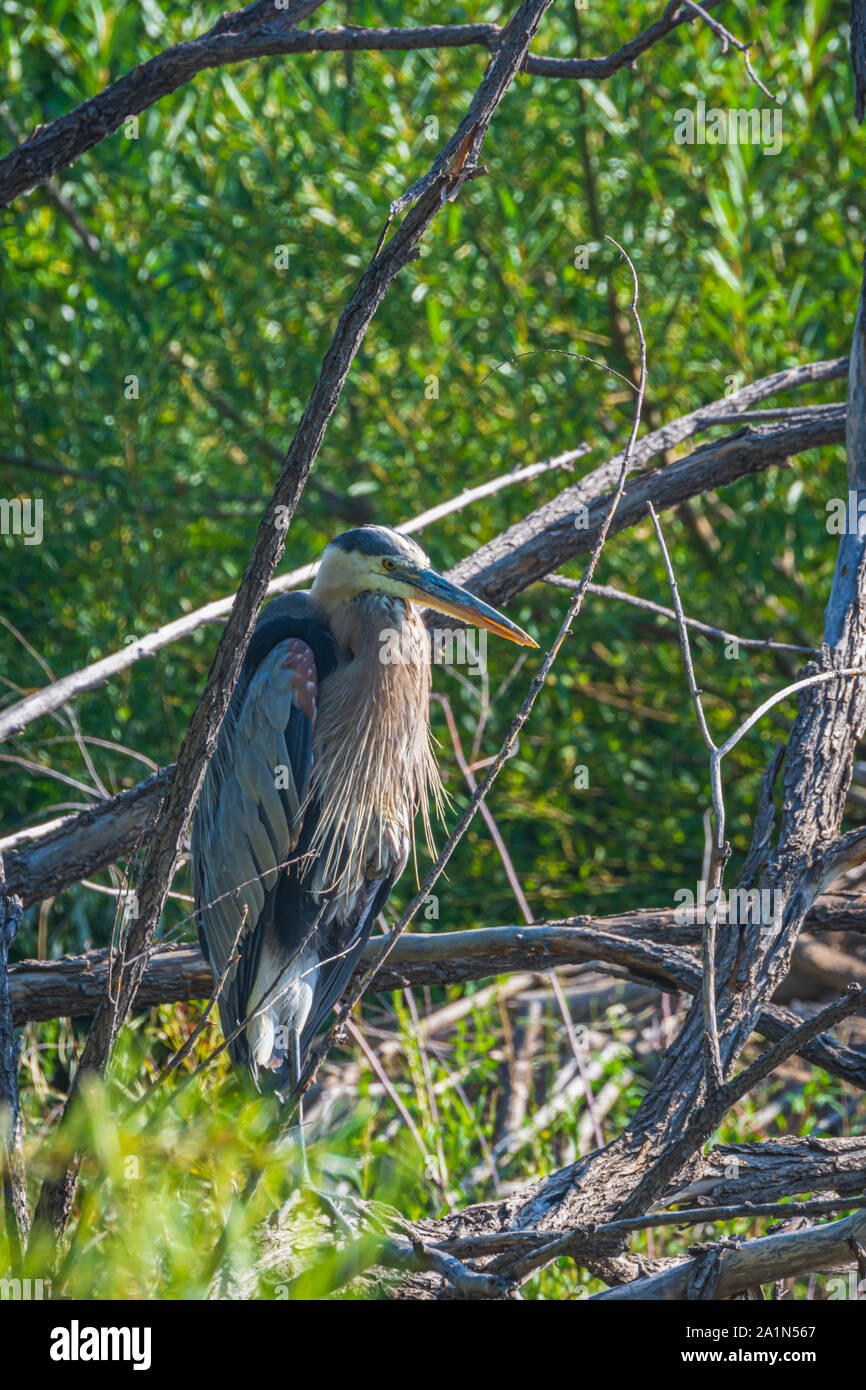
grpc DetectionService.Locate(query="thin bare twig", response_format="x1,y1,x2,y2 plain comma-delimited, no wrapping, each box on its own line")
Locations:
645,501,866,1097
346,1018,445,1194
545,578,819,657
679,0,781,104
133,908,249,1102
647,501,725,1091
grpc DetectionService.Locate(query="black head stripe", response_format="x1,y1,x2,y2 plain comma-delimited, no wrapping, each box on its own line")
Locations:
330,525,428,567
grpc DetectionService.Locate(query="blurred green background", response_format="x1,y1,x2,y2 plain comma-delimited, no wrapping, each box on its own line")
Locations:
0,0,863,1298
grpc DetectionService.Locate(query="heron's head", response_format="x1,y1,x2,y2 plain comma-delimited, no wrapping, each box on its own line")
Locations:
310,525,537,647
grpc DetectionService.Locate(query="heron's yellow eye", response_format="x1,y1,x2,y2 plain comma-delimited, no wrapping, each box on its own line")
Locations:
382,558,397,572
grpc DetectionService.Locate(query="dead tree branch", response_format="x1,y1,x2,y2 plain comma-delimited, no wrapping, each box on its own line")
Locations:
0,853,27,1259
9,904,866,1035
0,3,729,207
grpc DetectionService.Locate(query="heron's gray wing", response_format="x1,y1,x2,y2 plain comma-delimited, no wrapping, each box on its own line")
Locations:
191,636,319,1033
298,869,401,1066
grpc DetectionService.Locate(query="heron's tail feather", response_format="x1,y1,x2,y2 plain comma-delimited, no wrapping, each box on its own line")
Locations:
249,1007,288,1073
242,942,317,1098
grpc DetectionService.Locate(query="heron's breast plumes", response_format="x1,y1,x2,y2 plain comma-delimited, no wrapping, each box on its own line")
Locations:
306,598,444,898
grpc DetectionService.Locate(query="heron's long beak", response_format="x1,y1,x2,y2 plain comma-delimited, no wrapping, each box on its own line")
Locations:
406,568,538,648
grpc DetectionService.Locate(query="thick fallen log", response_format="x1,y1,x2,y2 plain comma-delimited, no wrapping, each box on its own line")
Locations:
671,1134,866,1207
9,921,866,1089
8,914,865,1020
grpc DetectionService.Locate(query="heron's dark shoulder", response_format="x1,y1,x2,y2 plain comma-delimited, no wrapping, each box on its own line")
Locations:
245,591,337,684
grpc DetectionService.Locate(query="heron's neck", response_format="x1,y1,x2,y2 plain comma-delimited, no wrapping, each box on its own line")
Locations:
307,596,442,889
312,593,422,667
324,596,433,729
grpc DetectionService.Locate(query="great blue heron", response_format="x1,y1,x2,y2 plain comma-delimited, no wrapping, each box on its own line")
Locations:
191,526,536,1106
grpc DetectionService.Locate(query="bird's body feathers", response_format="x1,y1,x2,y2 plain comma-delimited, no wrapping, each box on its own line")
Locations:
192,587,434,1095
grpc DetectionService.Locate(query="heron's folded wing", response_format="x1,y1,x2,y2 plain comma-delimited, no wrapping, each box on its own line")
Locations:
299,871,400,1063
191,636,319,1003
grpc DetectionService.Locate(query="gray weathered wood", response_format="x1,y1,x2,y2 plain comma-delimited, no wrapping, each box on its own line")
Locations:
593,1208,866,1300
